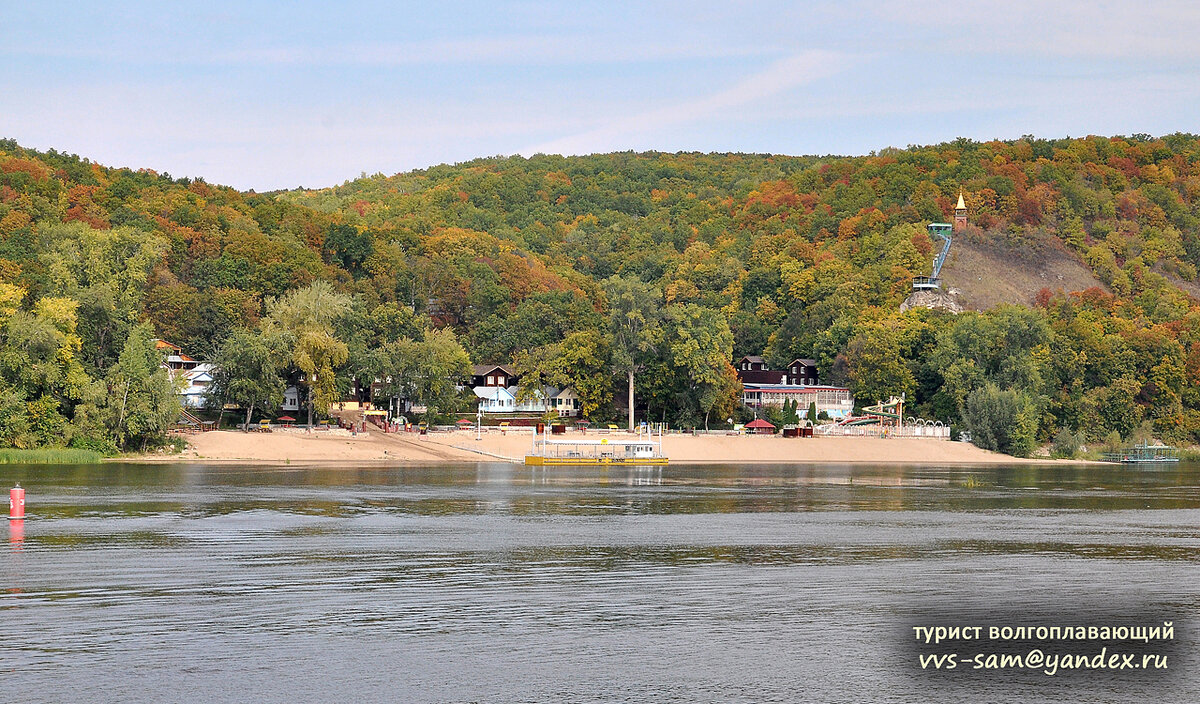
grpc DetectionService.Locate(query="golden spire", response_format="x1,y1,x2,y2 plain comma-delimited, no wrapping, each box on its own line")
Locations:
956,191,966,210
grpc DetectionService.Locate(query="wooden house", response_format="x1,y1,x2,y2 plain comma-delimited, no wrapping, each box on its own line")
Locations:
552,387,581,417
734,355,786,385
471,364,517,388
785,358,819,386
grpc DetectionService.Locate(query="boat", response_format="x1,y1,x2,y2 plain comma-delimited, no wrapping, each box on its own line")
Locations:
1102,443,1181,464
525,425,668,466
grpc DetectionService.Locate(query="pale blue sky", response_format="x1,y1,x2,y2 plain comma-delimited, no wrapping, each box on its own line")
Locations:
3,1,1199,190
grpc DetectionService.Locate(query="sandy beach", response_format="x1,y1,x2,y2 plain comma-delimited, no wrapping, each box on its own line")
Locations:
142,425,1070,465
424,428,1066,465
166,428,481,464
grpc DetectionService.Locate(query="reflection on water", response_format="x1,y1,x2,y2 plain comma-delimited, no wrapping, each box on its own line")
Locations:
2,462,1199,703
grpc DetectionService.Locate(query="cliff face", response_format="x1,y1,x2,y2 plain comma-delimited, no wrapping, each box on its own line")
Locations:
899,288,963,314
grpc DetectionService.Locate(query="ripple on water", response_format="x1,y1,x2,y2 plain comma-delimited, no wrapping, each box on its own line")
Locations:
2,461,1199,702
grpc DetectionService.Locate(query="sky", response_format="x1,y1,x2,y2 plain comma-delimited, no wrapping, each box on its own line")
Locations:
3,1,1199,191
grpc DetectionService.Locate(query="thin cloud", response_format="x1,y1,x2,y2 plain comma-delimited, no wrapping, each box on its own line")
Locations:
525,51,844,156
863,0,1200,59
0,34,777,68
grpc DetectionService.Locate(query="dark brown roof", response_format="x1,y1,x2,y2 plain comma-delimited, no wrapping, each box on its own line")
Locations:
737,369,786,384
472,364,515,376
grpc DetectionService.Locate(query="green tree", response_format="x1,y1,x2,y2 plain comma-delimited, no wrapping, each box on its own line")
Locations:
102,322,181,450
844,327,915,405
324,223,374,272
666,303,737,430
963,384,1038,457
265,281,354,427
209,329,287,430
605,275,663,430
409,328,472,416
513,329,613,420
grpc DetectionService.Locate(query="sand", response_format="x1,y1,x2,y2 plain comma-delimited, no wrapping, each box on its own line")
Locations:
136,425,1073,466
166,427,481,464
424,428,1063,465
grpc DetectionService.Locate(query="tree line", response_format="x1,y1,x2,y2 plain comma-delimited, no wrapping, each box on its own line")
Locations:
2,134,1200,455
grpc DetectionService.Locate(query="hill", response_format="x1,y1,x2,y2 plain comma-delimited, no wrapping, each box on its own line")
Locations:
940,228,1107,310
1,135,1199,454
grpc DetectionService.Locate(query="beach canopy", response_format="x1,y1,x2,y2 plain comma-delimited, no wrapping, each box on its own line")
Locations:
456,419,473,425
745,419,776,429
277,415,296,422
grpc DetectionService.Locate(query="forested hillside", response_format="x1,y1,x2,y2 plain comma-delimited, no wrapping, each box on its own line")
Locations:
3,134,1200,455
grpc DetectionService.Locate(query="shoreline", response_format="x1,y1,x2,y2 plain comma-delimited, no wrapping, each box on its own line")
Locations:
107,428,1099,466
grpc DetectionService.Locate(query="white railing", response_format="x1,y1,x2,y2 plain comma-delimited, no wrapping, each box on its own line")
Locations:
817,418,950,439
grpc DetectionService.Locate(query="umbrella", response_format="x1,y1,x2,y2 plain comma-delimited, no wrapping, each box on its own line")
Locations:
576,420,591,427
277,415,296,422
456,419,474,425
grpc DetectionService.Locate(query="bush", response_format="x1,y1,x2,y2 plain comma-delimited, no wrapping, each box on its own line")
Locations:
1050,427,1083,459
963,384,1039,457
69,435,120,456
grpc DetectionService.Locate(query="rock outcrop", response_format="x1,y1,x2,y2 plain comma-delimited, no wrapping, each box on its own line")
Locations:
899,287,963,314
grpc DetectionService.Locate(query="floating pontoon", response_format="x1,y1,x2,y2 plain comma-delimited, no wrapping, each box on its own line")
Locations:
525,426,668,465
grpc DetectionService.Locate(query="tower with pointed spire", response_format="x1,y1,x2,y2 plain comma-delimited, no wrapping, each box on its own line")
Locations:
953,191,967,230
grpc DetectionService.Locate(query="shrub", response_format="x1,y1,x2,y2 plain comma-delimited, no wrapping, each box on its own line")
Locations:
1051,428,1083,459
963,384,1039,457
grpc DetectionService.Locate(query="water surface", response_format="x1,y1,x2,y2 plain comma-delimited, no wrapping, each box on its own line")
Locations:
3,462,1198,702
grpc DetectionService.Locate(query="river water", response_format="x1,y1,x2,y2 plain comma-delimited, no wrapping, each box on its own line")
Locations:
3,462,1198,703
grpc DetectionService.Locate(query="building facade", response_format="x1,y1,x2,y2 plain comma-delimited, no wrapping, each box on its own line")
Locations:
735,355,820,386
471,364,516,388
179,363,215,409
741,383,854,419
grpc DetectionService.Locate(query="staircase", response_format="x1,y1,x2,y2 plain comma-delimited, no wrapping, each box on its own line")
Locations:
180,408,216,431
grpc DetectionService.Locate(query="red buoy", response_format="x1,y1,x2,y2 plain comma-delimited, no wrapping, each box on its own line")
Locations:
9,484,24,520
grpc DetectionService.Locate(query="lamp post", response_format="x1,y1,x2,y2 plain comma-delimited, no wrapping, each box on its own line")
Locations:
476,407,482,441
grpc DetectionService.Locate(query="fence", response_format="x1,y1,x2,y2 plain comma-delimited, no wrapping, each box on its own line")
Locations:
818,419,950,439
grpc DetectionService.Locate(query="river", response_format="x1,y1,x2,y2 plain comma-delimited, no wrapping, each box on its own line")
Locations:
3,462,1198,702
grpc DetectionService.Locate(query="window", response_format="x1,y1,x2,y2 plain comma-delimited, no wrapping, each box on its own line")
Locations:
498,376,506,386
487,375,495,385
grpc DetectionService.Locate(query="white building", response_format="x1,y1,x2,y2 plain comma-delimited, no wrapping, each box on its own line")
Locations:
741,384,854,419
179,363,216,409
473,385,580,415
282,385,302,412
474,385,517,413
551,387,580,417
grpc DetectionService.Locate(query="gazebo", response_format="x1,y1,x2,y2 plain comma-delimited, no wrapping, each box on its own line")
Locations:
745,418,776,435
